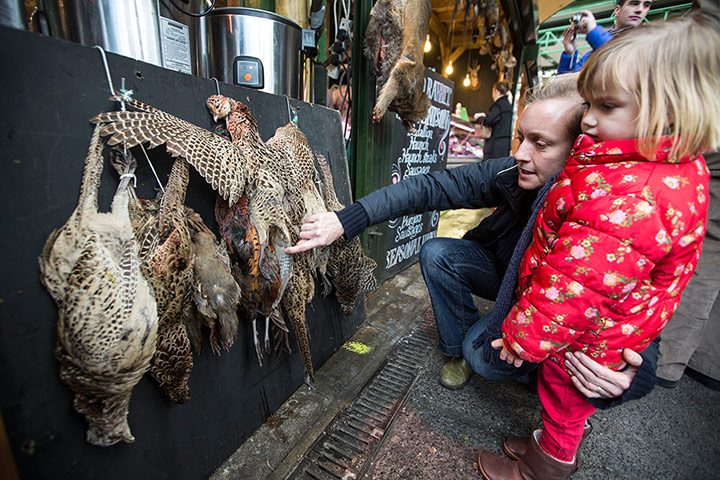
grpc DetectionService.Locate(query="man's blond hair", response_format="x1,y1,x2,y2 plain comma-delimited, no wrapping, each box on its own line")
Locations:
526,73,584,142
578,12,720,160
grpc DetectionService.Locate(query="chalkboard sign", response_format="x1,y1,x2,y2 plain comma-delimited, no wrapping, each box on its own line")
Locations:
384,69,453,277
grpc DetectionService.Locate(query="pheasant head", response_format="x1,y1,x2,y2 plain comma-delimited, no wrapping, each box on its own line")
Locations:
206,95,261,147
206,94,232,122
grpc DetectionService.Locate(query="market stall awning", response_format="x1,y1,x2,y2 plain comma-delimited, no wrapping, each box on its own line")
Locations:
537,0,576,24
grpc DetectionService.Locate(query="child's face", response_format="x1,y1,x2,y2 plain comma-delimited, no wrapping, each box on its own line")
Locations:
581,85,639,143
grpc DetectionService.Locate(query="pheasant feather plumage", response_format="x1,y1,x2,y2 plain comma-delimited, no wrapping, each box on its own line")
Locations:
92,94,376,382
39,125,158,446
132,158,195,404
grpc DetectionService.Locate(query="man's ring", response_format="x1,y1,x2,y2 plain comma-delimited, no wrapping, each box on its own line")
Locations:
595,386,602,394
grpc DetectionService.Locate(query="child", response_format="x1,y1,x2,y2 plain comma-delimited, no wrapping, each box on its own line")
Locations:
478,13,720,480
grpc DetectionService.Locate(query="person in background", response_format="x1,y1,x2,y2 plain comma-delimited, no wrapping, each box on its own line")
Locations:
478,13,719,479
558,0,653,74
656,150,720,392
655,0,720,396
327,83,351,140
287,73,658,422
482,81,513,159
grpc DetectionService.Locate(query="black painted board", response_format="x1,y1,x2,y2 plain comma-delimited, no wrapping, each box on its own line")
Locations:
383,69,452,278
0,26,363,480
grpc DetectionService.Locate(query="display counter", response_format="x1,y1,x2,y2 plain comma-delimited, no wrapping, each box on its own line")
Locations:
448,114,483,167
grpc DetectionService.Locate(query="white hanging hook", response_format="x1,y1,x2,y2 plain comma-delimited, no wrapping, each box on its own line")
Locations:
95,46,115,97
284,95,297,124
210,77,221,95
95,45,132,111
120,172,138,188
209,77,228,128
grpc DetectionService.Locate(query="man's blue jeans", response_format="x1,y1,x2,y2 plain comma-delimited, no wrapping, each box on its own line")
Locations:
419,237,537,382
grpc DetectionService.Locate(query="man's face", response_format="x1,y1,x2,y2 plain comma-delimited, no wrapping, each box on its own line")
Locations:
614,0,652,29
514,98,580,191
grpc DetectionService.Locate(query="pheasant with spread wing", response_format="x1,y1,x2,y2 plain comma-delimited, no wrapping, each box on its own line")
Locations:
208,97,326,378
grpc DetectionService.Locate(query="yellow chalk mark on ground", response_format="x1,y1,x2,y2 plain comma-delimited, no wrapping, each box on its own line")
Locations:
343,341,372,355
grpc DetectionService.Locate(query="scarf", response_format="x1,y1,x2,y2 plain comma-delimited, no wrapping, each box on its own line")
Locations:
471,174,559,364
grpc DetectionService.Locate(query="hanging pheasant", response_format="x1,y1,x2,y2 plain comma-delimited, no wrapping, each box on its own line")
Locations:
208,96,325,380
130,157,196,403
215,194,288,364
314,153,379,314
185,207,242,355
38,125,158,446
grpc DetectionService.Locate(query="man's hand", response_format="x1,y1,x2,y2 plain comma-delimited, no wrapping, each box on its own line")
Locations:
491,338,524,367
576,10,597,34
562,26,577,55
285,212,344,254
565,348,643,399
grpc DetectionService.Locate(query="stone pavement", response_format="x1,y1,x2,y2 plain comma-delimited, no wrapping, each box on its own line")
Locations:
212,209,720,480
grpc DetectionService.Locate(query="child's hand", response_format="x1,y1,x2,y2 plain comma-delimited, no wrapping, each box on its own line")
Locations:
491,338,524,367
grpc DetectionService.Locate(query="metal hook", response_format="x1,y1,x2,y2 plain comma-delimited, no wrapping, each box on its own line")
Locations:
95,45,164,194
210,77,221,95
95,45,134,112
94,46,115,96
284,95,297,124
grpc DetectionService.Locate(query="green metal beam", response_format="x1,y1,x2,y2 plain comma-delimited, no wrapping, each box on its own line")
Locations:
552,0,616,16
350,0,372,200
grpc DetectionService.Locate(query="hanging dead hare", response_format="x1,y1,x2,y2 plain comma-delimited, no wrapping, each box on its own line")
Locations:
365,0,432,132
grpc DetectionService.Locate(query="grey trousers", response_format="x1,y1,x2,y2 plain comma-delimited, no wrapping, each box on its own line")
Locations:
657,226,720,382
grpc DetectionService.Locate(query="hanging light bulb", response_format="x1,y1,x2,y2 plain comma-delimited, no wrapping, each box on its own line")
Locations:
445,60,454,75
424,34,432,53
463,73,470,87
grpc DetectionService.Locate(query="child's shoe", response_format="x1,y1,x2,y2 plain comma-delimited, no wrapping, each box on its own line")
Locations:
477,430,577,480
502,421,592,460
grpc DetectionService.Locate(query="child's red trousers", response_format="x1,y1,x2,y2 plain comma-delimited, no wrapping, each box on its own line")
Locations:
537,359,597,461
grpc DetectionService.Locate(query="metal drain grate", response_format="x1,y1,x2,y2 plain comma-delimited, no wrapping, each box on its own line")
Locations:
286,311,438,480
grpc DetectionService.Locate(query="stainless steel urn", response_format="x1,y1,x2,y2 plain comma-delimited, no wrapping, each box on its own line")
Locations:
203,7,302,99
41,0,165,67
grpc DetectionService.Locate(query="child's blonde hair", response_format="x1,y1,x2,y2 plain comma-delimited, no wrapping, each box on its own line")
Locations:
578,12,720,160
